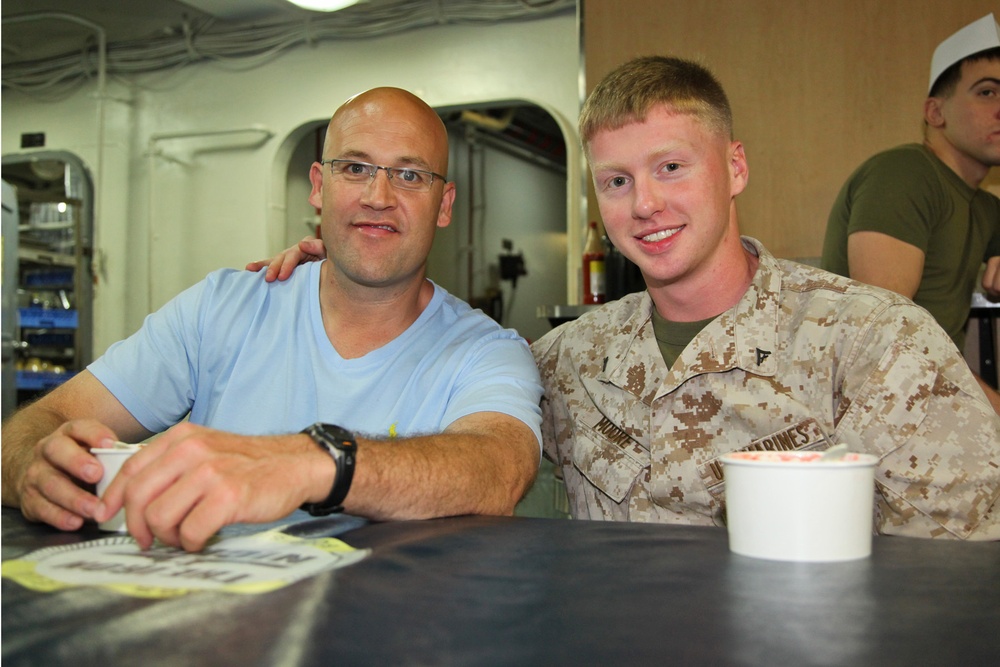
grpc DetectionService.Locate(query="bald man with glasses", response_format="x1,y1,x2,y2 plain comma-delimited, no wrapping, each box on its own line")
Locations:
1,88,544,552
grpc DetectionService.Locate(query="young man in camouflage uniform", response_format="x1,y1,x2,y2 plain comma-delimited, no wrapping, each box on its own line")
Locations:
532,55,1000,539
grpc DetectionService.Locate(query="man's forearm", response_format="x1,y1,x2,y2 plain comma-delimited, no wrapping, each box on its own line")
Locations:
2,370,154,509
1,402,67,506
343,416,538,521
90,418,539,552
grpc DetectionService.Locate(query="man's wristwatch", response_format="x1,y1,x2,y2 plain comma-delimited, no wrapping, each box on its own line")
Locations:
300,423,358,516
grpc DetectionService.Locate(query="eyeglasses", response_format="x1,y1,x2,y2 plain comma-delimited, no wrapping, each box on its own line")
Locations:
320,159,445,192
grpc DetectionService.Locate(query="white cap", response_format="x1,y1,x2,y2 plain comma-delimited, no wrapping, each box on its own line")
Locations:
929,13,1000,94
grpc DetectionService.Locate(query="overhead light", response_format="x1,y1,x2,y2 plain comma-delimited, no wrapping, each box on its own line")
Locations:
286,0,361,11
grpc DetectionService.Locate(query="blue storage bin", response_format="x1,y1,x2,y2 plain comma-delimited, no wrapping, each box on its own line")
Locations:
18,307,78,329
23,268,74,288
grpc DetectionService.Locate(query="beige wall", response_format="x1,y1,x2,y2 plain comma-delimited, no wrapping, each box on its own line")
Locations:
583,0,999,259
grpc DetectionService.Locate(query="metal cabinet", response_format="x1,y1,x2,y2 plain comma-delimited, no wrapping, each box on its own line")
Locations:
1,152,93,417
2,180,18,419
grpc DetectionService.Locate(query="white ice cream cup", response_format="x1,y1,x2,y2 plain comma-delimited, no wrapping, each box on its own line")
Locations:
720,449,879,562
93,444,143,532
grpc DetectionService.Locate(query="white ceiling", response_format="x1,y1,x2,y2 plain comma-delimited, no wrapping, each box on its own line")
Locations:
1,0,573,168
1,0,324,65
2,1,578,70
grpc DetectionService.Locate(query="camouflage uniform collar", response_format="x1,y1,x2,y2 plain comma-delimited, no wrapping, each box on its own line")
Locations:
599,237,779,397
729,237,780,376
594,292,661,399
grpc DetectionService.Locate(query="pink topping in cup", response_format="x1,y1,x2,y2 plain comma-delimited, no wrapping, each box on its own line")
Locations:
725,451,869,463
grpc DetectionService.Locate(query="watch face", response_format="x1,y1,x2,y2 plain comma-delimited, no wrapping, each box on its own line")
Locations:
316,424,357,450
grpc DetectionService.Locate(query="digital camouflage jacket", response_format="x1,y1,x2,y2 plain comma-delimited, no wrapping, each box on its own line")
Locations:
533,238,999,539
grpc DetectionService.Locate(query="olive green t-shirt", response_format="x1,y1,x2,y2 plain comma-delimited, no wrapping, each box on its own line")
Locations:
821,143,1000,349
651,306,715,369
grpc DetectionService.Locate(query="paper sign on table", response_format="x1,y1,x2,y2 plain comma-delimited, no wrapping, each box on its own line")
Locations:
2,528,369,598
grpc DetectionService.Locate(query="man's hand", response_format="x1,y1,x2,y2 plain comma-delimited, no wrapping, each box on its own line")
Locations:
245,236,327,283
16,419,120,531
983,256,1000,301
94,422,333,552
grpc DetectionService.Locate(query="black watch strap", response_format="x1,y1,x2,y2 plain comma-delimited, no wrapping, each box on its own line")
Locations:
300,423,357,516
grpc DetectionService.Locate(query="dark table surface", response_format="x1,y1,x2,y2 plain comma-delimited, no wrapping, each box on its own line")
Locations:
3,507,999,666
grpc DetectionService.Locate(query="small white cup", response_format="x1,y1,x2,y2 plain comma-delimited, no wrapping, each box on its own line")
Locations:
721,450,879,562
93,444,142,532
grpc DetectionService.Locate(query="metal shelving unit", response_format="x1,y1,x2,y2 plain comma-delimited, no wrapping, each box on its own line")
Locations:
2,153,94,415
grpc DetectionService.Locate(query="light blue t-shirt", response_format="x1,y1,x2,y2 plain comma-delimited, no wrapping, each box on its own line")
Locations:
89,261,543,446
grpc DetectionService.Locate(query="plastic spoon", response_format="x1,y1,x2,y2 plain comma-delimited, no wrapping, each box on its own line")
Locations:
821,443,849,460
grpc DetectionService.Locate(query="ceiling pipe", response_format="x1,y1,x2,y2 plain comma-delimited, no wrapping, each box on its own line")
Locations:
459,109,516,132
